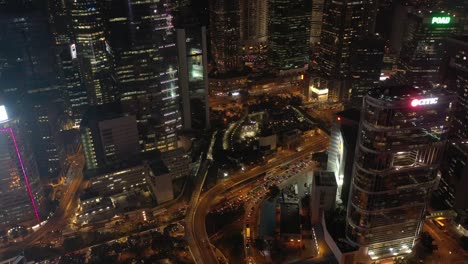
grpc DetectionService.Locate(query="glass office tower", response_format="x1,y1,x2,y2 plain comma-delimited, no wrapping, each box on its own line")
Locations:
346,86,455,260
0,105,43,229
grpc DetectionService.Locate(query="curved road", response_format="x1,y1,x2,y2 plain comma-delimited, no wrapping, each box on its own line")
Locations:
187,135,328,264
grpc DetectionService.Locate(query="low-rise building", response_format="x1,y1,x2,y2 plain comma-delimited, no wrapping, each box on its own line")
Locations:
160,148,191,179
279,202,302,245
310,171,337,224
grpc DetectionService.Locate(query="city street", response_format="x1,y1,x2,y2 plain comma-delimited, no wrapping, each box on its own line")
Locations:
186,134,329,264
423,218,468,263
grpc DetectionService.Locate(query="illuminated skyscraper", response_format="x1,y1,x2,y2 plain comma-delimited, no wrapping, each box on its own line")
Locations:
209,0,242,74
104,0,181,152
176,10,210,130
346,86,455,260
240,0,268,43
312,0,377,102
0,104,44,229
349,34,385,107
69,0,115,106
48,0,88,126
400,11,460,87
309,0,324,47
268,0,311,73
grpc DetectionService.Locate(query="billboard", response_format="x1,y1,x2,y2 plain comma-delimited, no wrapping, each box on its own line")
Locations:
70,44,77,59
0,105,8,122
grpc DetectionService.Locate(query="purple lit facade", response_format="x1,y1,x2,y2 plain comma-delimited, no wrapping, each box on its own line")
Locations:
0,121,43,228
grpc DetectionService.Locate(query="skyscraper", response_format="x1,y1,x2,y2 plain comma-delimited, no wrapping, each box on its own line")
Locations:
48,0,88,126
0,103,44,229
309,0,324,48
69,0,115,106
209,0,242,74
349,35,385,107
346,86,455,260
104,0,182,152
439,36,468,140
25,90,66,180
0,1,57,103
400,11,460,87
176,10,210,130
313,0,377,102
240,0,268,43
268,0,311,73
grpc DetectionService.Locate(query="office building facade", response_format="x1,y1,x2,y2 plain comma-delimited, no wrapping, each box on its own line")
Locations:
48,0,88,126
349,35,385,107
268,0,311,73
176,18,210,130
105,0,182,152
313,0,377,102
0,104,44,229
0,3,57,104
439,36,468,140
69,0,115,106
80,105,140,170
209,0,242,74
400,11,460,87
346,86,455,260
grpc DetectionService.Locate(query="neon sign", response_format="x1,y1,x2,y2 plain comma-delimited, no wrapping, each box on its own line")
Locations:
431,16,451,25
0,105,8,122
0,128,41,223
411,98,438,107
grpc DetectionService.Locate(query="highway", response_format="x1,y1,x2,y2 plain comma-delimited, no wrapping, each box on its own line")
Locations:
0,151,85,257
423,219,468,263
186,135,328,264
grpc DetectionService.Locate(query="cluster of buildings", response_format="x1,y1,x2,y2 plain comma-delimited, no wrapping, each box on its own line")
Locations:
319,38,468,263
0,0,207,232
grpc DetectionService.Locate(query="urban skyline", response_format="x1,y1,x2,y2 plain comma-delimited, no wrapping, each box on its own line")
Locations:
0,0,466,264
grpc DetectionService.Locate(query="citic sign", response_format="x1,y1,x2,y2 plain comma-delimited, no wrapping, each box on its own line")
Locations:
432,16,451,25
411,98,438,107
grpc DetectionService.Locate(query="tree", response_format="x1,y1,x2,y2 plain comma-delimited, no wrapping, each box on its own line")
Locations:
419,232,438,254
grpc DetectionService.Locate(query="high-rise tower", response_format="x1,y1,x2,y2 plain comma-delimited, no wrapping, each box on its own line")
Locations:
69,0,115,106
268,0,311,73
209,0,242,74
346,86,455,260
0,104,44,229
313,0,377,102
400,11,460,87
104,0,182,152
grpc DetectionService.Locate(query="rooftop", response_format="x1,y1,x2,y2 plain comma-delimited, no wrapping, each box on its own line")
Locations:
280,202,301,235
314,171,337,187
367,86,455,102
80,102,124,127
336,108,360,123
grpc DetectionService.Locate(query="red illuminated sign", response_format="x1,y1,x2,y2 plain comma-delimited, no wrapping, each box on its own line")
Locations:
411,98,438,107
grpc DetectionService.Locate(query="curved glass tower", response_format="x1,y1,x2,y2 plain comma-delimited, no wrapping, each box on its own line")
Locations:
346,86,455,260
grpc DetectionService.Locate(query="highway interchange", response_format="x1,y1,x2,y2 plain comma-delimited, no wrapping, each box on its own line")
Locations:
186,134,329,264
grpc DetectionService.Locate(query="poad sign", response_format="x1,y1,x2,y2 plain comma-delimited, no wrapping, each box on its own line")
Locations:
432,16,451,25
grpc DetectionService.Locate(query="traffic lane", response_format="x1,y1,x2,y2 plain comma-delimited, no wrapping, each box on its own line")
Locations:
191,138,329,263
